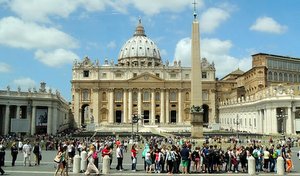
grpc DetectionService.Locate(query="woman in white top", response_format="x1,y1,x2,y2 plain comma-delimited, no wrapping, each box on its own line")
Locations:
84,144,100,176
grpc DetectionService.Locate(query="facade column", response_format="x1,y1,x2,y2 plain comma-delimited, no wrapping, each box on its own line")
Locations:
123,89,128,123
52,106,58,134
151,89,155,124
47,106,52,134
128,89,133,123
108,89,114,124
286,107,293,134
165,89,169,124
160,90,165,124
4,105,10,135
31,106,36,135
16,105,20,119
138,89,142,124
178,89,182,124
74,89,81,127
264,109,268,134
271,108,277,134
92,88,99,124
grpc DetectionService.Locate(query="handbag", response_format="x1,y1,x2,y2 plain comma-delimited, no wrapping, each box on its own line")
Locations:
132,158,137,164
54,154,61,163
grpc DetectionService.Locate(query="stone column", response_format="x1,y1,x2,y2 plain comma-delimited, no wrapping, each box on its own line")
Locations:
4,105,10,135
178,90,182,124
263,109,268,134
286,107,293,134
165,89,169,124
74,89,81,127
151,90,155,124
92,88,99,124
123,89,128,123
47,106,53,134
271,108,277,134
52,106,58,134
108,89,114,123
31,106,36,135
160,90,165,124
128,89,132,123
138,89,142,124
16,105,20,119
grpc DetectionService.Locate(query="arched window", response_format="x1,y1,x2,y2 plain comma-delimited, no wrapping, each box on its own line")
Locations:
274,72,278,81
133,92,138,102
115,90,123,101
284,73,288,82
268,71,273,81
155,92,160,101
185,92,190,101
279,73,283,81
82,89,89,101
289,74,293,82
143,91,150,101
102,92,107,101
170,91,177,101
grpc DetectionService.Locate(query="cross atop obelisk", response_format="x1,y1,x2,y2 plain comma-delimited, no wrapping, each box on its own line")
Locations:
190,0,203,138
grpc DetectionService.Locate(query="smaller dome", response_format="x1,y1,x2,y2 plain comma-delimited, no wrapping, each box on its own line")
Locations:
118,19,162,67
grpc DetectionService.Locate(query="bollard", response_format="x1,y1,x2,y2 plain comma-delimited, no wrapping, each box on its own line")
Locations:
102,155,110,174
248,156,256,175
73,154,81,173
277,156,285,175
80,151,87,172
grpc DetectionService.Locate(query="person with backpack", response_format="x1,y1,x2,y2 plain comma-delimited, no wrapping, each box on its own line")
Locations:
115,144,124,171
142,144,150,171
33,142,42,165
192,147,201,173
165,146,175,174
131,144,138,172
84,144,100,175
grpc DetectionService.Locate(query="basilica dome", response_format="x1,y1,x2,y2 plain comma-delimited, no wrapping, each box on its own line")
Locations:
118,19,162,67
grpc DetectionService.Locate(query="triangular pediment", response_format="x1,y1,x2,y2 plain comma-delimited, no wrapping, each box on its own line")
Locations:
128,72,164,82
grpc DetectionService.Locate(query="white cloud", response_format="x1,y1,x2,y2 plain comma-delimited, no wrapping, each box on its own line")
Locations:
5,0,200,23
0,62,11,72
34,49,80,67
107,41,116,49
8,0,111,23
200,7,230,33
126,0,201,16
174,37,252,78
13,77,36,89
0,17,78,50
250,16,287,34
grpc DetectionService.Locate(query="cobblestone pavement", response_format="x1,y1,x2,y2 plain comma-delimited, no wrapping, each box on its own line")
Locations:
1,147,300,175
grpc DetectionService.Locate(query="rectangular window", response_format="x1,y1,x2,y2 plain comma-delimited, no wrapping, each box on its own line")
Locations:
170,73,177,79
185,74,189,79
202,72,207,79
102,73,107,78
155,73,160,77
133,73,137,77
83,70,89,77
202,91,208,100
115,73,122,78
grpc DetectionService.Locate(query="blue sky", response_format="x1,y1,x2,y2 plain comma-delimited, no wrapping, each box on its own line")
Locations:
0,0,299,101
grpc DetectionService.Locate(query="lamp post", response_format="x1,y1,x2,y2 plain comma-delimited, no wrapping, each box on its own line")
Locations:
132,114,138,140
234,114,240,140
276,108,286,135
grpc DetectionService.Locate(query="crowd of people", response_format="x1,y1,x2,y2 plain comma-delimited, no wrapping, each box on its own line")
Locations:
0,134,298,175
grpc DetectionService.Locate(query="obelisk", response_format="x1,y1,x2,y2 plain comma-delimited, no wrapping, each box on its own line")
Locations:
190,1,203,138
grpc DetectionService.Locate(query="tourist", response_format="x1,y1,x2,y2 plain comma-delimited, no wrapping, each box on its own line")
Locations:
263,147,270,172
11,142,18,166
180,144,190,174
131,144,137,172
22,141,32,166
84,144,100,176
115,143,124,171
0,141,5,168
286,149,293,173
165,146,174,174
142,144,150,171
54,146,67,176
33,142,42,165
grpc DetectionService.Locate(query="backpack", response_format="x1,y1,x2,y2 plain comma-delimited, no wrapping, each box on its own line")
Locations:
92,151,98,159
272,151,278,159
253,151,258,158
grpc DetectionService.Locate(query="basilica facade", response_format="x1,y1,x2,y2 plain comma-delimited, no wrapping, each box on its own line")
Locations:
71,20,216,132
